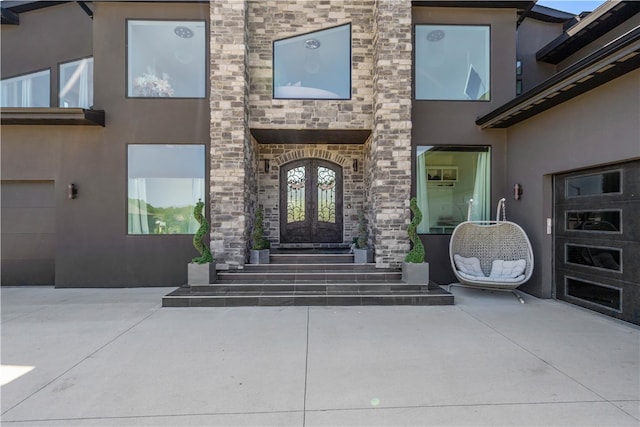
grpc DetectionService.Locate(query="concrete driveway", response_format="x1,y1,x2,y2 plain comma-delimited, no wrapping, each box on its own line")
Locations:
1,286,638,426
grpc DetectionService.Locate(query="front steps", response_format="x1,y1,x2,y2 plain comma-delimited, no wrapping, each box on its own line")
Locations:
162,249,454,307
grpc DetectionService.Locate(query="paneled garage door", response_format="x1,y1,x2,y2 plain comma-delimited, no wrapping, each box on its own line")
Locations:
554,161,639,325
1,181,55,285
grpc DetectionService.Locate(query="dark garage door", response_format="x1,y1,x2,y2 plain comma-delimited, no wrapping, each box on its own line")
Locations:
554,161,639,325
1,181,55,285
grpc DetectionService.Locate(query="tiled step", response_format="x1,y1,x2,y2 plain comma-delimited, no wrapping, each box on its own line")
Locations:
216,271,402,283
269,253,354,264
162,283,454,307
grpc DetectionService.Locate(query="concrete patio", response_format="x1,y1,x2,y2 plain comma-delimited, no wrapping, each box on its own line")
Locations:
1,286,638,426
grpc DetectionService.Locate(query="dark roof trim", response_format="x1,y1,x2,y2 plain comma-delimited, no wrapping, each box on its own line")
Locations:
537,1,640,64
1,108,105,126
77,1,93,19
526,4,577,23
477,25,640,129
250,128,371,145
1,7,20,25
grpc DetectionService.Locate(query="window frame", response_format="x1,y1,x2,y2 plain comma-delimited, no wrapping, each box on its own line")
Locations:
415,145,492,235
1,68,51,108
126,143,207,236
125,19,208,100
414,24,491,102
58,56,94,108
272,23,352,100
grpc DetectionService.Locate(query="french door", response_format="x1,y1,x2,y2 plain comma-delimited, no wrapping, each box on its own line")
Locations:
280,159,343,243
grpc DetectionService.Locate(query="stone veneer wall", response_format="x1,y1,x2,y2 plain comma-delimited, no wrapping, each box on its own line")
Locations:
258,144,368,245
247,0,375,249
209,0,413,267
247,0,374,129
369,1,413,267
210,0,254,269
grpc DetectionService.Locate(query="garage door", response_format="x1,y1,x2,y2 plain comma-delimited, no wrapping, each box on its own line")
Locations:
1,181,55,285
554,161,639,325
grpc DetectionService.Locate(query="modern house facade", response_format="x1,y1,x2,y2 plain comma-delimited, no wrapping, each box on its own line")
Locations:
1,1,638,324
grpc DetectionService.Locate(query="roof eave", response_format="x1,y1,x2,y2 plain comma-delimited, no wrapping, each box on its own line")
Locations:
477,26,640,129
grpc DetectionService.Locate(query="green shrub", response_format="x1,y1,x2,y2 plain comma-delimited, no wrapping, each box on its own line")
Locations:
192,199,213,264
404,197,425,263
252,206,270,250
355,210,369,249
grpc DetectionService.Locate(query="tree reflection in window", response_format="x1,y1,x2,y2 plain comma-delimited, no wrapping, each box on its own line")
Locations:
317,166,336,223
287,166,306,223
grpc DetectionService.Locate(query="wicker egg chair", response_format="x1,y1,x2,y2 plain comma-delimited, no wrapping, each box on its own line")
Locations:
448,198,534,303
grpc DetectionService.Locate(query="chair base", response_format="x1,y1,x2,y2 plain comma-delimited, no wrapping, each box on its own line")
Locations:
447,282,525,304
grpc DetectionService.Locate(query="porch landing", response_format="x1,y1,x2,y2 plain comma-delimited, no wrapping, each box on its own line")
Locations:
162,248,453,307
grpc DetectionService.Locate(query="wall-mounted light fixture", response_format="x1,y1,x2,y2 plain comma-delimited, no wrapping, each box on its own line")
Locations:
514,183,523,200
68,183,78,199
264,159,270,173
352,159,358,172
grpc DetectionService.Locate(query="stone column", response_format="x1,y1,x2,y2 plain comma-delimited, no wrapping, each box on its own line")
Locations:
370,0,413,267
210,0,253,269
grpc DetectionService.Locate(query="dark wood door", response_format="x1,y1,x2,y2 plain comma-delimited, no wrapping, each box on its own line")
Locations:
280,159,343,243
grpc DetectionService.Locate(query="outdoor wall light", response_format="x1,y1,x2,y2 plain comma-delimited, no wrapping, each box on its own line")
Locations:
352,159,358,172
68,183,78,199
514,183,523,200
264,159,270,173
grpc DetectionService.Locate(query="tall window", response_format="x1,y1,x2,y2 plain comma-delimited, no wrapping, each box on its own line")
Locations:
415,25,490,101
127,20,206,98
416,146,490,234
273,23,351,99
128,145,205,235
59,57,93,108
1,70,50,107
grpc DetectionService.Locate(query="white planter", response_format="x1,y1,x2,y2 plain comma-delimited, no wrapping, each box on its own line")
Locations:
249,249,270,264
188,262,216,285
402,261,429,285
353,248,373,264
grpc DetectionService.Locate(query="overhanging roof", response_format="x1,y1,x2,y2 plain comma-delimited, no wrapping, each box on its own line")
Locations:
536,1,640,64
477,25,640,129
250,128,371,145
1,108,105,126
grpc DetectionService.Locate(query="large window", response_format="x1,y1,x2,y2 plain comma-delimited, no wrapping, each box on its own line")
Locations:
128,144,205,235
1,70,50,107
127,20,206,98
415,25,490,101
59,57,93,108
416,146,490,234
273,23,351,100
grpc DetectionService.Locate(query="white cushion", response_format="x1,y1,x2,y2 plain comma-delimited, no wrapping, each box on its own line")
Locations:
489,259,526,279
453,254,485,278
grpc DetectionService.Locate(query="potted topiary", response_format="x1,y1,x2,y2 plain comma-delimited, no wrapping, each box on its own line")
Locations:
188,199,216,285
353,210,373,263
249,206,270,264
402,197,429,284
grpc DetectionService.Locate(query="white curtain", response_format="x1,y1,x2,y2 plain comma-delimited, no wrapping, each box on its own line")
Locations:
128,178,150,234
21,79,31,107
416,151,430,233
188,178,205,233
471,151,490,221
78,60,90,108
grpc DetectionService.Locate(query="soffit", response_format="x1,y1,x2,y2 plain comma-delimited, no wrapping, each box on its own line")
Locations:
250,128,371,145
476,26,640,129
0,108,106,126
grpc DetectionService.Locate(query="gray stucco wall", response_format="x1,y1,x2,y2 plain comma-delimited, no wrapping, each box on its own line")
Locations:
2,2,210,287
505,69,640,298
412,6,514,284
